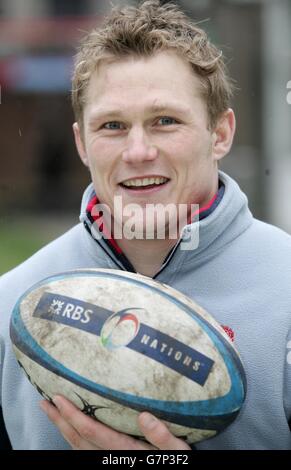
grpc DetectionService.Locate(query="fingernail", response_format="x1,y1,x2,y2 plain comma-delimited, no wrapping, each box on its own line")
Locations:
39,400,49,413
141,413,158,430
52,396,62,410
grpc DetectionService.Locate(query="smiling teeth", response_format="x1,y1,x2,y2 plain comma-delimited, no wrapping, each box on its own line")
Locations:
123,177,168,187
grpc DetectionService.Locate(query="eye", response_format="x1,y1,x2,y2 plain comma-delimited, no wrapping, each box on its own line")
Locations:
103,121,125,130
156,117,178,126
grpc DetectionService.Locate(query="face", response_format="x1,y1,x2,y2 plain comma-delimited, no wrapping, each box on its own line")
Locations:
74,51,235,233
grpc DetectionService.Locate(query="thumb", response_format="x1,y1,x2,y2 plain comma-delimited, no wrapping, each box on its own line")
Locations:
138,412,190,450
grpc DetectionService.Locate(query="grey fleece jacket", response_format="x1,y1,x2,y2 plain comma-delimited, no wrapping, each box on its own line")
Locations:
1,171,291,449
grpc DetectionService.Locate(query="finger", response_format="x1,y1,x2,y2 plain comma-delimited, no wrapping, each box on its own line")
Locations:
40,400,100,450
52,395,154,450
138,412,191,450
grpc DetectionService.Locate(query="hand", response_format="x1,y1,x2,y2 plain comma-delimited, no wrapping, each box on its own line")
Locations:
40,395,191,450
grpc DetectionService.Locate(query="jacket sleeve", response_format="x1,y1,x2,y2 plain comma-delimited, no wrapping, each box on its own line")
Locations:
0,334,12,449
0,406,11,450
284,329,291,432
0,334,3,408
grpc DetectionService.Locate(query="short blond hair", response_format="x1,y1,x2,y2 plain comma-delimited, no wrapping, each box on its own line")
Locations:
72,0,233,131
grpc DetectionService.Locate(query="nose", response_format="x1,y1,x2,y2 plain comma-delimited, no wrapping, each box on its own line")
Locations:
122,127,158,164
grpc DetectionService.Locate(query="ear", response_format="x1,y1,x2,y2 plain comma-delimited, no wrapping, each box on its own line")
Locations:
211,109,236,161
73,122,89,167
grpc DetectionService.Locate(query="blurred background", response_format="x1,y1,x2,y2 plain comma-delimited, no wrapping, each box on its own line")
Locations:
0,0,290,274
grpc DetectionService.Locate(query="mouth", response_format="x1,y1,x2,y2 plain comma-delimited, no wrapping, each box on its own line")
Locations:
119,176,170,191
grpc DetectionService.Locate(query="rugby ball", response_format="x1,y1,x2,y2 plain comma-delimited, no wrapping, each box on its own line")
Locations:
10,269,246,444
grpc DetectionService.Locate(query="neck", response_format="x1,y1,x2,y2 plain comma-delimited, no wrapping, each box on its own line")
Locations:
117,237,178,277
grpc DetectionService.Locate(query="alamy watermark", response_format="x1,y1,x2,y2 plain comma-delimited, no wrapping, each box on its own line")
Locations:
89,196,200,251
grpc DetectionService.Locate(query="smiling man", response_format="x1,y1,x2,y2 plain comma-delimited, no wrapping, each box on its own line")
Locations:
1,0,291,450
73,49,234,277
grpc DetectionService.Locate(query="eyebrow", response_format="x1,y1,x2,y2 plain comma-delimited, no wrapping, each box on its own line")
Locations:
88,102,191,123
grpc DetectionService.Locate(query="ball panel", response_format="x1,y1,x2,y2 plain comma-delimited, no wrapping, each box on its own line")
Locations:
18,279,232,396
13,348,220,443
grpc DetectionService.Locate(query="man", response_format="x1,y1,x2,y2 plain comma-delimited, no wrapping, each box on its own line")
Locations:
1,0,291,450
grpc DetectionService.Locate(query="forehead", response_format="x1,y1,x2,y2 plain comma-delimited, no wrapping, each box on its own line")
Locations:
84,51,205,115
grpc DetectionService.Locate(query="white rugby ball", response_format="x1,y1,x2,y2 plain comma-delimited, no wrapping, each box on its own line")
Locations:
10,269,246,444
